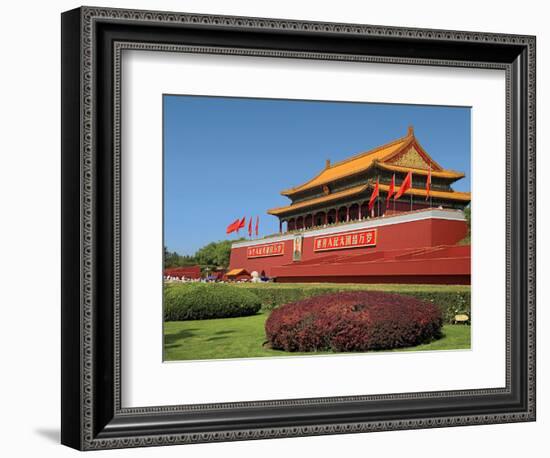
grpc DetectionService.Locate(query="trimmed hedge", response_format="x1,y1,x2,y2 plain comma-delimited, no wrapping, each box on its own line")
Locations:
164,283,261,321
404,291,469,324
265,291,443,352
238,285,470,324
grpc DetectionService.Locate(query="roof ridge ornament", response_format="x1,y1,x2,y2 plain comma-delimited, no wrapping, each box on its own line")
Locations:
407,125,414,137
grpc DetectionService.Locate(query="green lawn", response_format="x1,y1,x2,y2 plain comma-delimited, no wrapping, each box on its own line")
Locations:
236,282,470,293
164,312,471,361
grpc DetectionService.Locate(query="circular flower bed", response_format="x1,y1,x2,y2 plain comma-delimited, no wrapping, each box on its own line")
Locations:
265,291,443,352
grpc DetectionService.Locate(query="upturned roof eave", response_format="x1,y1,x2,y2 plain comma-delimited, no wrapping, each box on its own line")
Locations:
268,184,371,217
280,134,413,196
270,182,471,217
373,161,466,182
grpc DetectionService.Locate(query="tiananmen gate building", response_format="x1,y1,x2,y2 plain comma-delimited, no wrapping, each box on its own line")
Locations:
228,127,471,284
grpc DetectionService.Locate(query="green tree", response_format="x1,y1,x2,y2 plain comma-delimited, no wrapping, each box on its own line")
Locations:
164,246,197,268
164,238,246,270
458,206,471,245
195,239,244,269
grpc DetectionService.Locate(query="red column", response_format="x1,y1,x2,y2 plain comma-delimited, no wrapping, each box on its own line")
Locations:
279,220,282,233
346,206,350,222
358,203,362,219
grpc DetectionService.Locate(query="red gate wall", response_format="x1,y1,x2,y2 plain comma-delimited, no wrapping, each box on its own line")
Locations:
229,209,468,279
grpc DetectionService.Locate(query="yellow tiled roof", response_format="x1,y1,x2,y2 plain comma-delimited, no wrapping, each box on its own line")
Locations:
280,130,467,197
267,180,470,217
226,268,248,276
280,136,412,196
374,161,465,180
378,183,471,202
268,184,368,216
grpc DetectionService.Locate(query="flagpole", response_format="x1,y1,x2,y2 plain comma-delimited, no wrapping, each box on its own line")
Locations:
410,172,414,212
428,165,432,209
377,176,380,217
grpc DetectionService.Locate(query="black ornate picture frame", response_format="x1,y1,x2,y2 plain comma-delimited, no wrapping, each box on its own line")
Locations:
61,6,536,450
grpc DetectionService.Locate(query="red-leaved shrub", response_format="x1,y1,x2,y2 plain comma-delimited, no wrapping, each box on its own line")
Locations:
265,291,443,352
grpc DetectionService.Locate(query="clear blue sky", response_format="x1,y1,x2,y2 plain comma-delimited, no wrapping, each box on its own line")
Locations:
164,95,471,255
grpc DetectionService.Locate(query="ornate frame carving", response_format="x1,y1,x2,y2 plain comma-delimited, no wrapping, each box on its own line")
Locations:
61,6,536,450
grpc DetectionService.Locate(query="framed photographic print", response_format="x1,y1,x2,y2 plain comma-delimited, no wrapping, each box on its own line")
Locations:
61,6,536,450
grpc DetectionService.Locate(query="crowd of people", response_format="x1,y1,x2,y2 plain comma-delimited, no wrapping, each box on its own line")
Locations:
163,270,270,284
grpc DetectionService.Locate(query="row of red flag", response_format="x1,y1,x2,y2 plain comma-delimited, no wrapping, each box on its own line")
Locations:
226,216,260,236
368,167,432,210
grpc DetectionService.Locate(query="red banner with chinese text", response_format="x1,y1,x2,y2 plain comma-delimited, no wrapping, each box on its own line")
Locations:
313,229,377,252
247,242,285,258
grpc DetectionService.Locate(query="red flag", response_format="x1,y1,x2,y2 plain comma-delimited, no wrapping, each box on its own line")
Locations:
425,165,431,200
255,216,259,236
248,217,253,237
368,178,379,211
394,171,412,200
237,216,246,232
225,218,240,234
386,174,395,206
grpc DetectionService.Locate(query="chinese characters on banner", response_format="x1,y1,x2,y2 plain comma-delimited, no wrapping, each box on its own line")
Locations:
313,229,377,252
247,242,285,258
